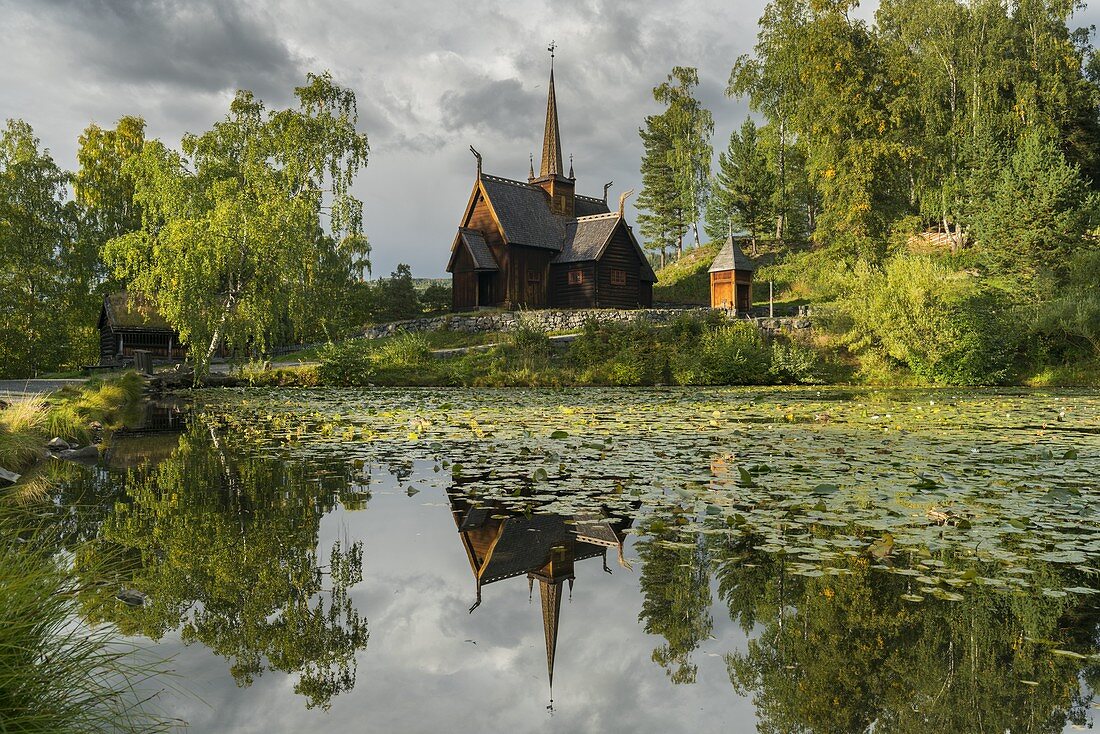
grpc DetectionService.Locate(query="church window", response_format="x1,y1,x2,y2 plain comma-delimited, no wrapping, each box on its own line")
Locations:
568,270,583,285
610,268,627,286
527,269,542,284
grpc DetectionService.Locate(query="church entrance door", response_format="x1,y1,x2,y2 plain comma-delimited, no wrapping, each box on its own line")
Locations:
477,273,493,307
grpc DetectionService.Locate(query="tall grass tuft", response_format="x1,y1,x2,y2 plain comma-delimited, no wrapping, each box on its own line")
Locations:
0,398,47,470
0,509,177,733
374,332,432,369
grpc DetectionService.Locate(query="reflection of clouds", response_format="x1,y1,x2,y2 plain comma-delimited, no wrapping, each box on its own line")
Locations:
149,473,754,732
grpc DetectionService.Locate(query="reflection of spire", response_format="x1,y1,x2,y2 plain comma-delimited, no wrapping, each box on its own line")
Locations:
445,485,637,710
539,578,563,699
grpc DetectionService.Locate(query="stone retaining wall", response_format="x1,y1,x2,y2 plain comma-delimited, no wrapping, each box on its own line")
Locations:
364,308,811,339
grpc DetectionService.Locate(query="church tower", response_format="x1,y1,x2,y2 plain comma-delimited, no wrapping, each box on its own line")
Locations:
530,44,575,217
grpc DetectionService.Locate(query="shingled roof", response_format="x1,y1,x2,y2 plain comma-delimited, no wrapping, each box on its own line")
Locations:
557,214,619,263
709,236,757,273
479,174,565,250
457,228,499,270
574,194,611,218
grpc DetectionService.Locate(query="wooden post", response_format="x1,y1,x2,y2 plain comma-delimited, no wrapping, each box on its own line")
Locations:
133,350,153,375
769,281,774,318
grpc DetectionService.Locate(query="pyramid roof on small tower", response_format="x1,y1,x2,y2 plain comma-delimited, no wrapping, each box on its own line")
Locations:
709,236,756,273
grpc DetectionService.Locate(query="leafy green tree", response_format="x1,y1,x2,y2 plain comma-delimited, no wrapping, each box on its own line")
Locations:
104,72,370,378
975,131,1096,286
705,119,776,252
373,264,420,322
638,67,714,261
74,116,146,290
0,119,82,377
419,282,452,315
729,0,809,243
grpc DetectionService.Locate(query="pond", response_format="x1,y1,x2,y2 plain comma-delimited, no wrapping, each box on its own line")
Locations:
39,387,1100,732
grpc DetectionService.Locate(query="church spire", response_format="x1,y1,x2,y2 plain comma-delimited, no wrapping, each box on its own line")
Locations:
540,42,563,178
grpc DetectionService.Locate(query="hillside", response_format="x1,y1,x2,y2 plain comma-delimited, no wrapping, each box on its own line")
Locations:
651,242,720,305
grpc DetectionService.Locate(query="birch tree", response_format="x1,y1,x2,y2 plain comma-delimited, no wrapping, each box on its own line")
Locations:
104,72,370,378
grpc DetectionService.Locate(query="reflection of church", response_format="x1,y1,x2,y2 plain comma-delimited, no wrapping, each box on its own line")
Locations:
446,487,633,702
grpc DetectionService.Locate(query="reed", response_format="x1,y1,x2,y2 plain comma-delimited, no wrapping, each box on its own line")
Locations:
0,509,178,733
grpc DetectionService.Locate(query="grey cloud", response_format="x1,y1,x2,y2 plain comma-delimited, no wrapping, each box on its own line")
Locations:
439,77,541,141
25,0,303,100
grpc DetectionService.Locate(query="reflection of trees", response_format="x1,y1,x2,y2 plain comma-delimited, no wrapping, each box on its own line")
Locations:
710,528,1100,733
635,509,713,684
74,426,369,710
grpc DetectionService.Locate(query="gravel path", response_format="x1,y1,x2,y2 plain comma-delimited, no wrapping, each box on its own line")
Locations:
0,378,88,399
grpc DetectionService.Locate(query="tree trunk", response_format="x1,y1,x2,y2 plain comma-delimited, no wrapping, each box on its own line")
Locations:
203,292,236,372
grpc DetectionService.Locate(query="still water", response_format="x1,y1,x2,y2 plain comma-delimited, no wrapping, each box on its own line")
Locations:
42,387,1100,732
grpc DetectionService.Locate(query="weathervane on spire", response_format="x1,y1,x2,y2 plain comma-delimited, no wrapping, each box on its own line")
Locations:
548,40,556,69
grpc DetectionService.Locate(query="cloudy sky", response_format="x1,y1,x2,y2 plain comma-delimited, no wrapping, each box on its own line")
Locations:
2,0,1097,278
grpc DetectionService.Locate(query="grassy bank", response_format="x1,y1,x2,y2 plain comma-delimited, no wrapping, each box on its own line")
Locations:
293,314,837,388
0,372,145,473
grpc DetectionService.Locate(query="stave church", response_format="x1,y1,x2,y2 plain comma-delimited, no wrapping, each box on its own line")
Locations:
447,53,656,311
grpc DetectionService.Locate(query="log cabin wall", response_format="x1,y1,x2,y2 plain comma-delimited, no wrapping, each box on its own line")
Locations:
501,245,553,307
549,262,596,308
451,241,478,311
595,227,644,308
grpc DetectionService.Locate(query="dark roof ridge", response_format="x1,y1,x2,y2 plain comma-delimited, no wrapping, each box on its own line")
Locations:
572,212,619,222
575,193,606,203
479,172,539,189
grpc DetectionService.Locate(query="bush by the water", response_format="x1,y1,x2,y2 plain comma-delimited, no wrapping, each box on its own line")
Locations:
0,372,145,472
824,255,1019,385
315,315,824,387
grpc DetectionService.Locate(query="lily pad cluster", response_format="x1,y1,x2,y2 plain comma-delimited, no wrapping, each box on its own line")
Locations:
188,386,1100,602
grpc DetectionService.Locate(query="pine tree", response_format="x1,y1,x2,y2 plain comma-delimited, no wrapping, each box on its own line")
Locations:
705,119,776,252
975,130,1096,286
637,114,681,267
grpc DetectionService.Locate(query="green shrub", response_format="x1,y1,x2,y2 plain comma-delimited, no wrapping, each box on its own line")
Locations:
505,322,552,371
374,332,431,369
695,322,772,384
317,340,374,386
830,255,1018,385
769,338,822,384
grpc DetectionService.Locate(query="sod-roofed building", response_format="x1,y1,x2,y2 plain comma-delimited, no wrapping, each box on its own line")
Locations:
98,292,183,364
447,58,656,311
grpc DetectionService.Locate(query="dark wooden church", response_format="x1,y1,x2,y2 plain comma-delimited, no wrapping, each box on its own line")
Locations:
447,57,657,311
